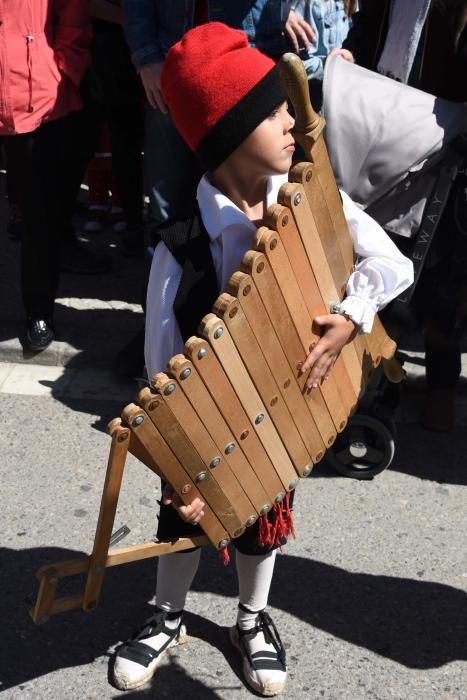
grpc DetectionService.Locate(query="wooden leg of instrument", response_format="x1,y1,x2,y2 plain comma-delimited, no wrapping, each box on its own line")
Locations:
31,417,211,624
81,422,130,612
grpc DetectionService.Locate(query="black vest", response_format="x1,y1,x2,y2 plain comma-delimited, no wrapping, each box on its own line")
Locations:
152,213,219,342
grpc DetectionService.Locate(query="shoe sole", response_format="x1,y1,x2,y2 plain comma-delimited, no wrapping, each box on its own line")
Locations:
112,624,188,691
229,625,286,697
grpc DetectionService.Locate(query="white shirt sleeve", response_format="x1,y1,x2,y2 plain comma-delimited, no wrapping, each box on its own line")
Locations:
339,190,414,333
144,241,185,382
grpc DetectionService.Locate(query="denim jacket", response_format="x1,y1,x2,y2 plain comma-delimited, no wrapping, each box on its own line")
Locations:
121,0,294,68
293,1,350,81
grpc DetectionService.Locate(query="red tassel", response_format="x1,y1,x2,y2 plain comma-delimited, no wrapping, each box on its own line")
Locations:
219,545,230,566
257,491,296,549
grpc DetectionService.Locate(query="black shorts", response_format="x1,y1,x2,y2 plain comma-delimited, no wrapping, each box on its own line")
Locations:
156,481,295,556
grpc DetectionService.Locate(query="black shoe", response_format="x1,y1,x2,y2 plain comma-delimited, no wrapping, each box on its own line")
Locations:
61,237,112,274
27,319,54,352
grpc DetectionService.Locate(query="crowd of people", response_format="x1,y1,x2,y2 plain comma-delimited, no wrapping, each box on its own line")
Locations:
2,1,467,697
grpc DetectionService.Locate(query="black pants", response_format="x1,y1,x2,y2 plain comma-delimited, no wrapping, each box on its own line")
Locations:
412,174,467,390
4,112,84,320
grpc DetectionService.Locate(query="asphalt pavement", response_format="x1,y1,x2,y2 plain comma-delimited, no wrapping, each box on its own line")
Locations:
1,172,467,699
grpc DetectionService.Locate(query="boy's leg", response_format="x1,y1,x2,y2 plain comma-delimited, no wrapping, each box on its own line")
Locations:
232,548,287,696
112,548,201,690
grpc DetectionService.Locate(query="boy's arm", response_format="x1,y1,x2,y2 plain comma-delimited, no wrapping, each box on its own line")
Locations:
300,191,413,388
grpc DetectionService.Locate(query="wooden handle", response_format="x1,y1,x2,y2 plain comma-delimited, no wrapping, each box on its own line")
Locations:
278,53,323,139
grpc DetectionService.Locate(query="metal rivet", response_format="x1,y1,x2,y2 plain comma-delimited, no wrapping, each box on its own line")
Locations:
270,396,278,407
282,215,289,226
275,492,285,504
181,484,192,494
195,471,207,483
240,429,249,440
218,539,229,549
255,413,265,425
246,516,257,527
164,383,176,395
148,400,159,411
214,327,223,339
256,262,265,273
288,479,299,491
132,415,144,427
48,576,58,585
224,442,235,455
294,193,302,205
306,170,312,182
210,457,221,468
117,432,129,442
229,306,238,319
198,347,207,360
260,505,270,516
180,367,191,380
283,379,291,389
302,465,313,477
243,285,251,296
269,239,277,251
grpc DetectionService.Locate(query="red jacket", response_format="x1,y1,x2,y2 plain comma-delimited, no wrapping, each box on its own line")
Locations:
0,0,92,135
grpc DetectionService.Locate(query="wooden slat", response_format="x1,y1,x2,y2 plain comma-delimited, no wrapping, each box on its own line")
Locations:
227,271,324,466
184,337,286,509
254,227,349,434
122,402,231,547
214,291,311,478
149,373,249,535
199,314,298,495
167,354,268,522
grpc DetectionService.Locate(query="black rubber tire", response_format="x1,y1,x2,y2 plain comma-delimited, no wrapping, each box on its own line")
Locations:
326,414,395,480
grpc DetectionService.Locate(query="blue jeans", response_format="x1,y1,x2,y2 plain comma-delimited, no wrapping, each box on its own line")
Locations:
144,104,202,223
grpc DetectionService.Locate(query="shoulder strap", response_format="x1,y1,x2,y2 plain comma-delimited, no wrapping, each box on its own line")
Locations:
154,213,220,343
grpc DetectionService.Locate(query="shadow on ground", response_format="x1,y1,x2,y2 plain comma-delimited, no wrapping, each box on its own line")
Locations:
2,543,466,692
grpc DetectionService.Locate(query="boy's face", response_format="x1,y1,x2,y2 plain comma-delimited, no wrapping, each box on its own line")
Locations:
229,102,295,177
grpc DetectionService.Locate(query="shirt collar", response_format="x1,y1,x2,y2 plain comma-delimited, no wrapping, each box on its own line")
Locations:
196,172,288,242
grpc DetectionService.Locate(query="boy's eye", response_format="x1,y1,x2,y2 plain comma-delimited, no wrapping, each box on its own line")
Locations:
268,109,279,120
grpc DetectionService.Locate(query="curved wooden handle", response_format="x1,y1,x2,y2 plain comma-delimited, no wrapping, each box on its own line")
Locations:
278,52,323,137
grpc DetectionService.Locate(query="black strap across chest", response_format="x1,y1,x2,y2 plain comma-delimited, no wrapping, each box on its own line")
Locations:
152,213,219,342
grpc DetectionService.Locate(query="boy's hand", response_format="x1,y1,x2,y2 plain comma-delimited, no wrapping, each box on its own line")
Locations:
285,10,316,53
300,314,358,389
139,61,167,113
162,484,205,524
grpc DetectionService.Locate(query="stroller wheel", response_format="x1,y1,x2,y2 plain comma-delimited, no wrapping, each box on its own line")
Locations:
326,414,395,480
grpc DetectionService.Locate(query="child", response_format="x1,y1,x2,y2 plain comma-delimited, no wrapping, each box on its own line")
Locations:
111,22,413,696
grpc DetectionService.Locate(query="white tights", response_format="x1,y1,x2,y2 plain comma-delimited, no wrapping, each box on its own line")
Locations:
155,547,277,628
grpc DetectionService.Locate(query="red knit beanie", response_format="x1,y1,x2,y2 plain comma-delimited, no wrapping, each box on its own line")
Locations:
161,22,287,171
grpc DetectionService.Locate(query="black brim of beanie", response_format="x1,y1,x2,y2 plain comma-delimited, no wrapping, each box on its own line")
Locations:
196,65,287,172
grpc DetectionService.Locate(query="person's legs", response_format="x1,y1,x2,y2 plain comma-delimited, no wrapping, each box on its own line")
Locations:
4,119,66,340
112,525,201,690
144,105,202,224
232,549,287,696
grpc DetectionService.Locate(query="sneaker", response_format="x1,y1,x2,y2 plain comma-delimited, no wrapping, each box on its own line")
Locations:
230,610,287,697
26,318,54,352
83,206,108,233
112,609,187,691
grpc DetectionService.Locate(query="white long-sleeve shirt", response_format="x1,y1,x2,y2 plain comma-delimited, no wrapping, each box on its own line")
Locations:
145,173,414,379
